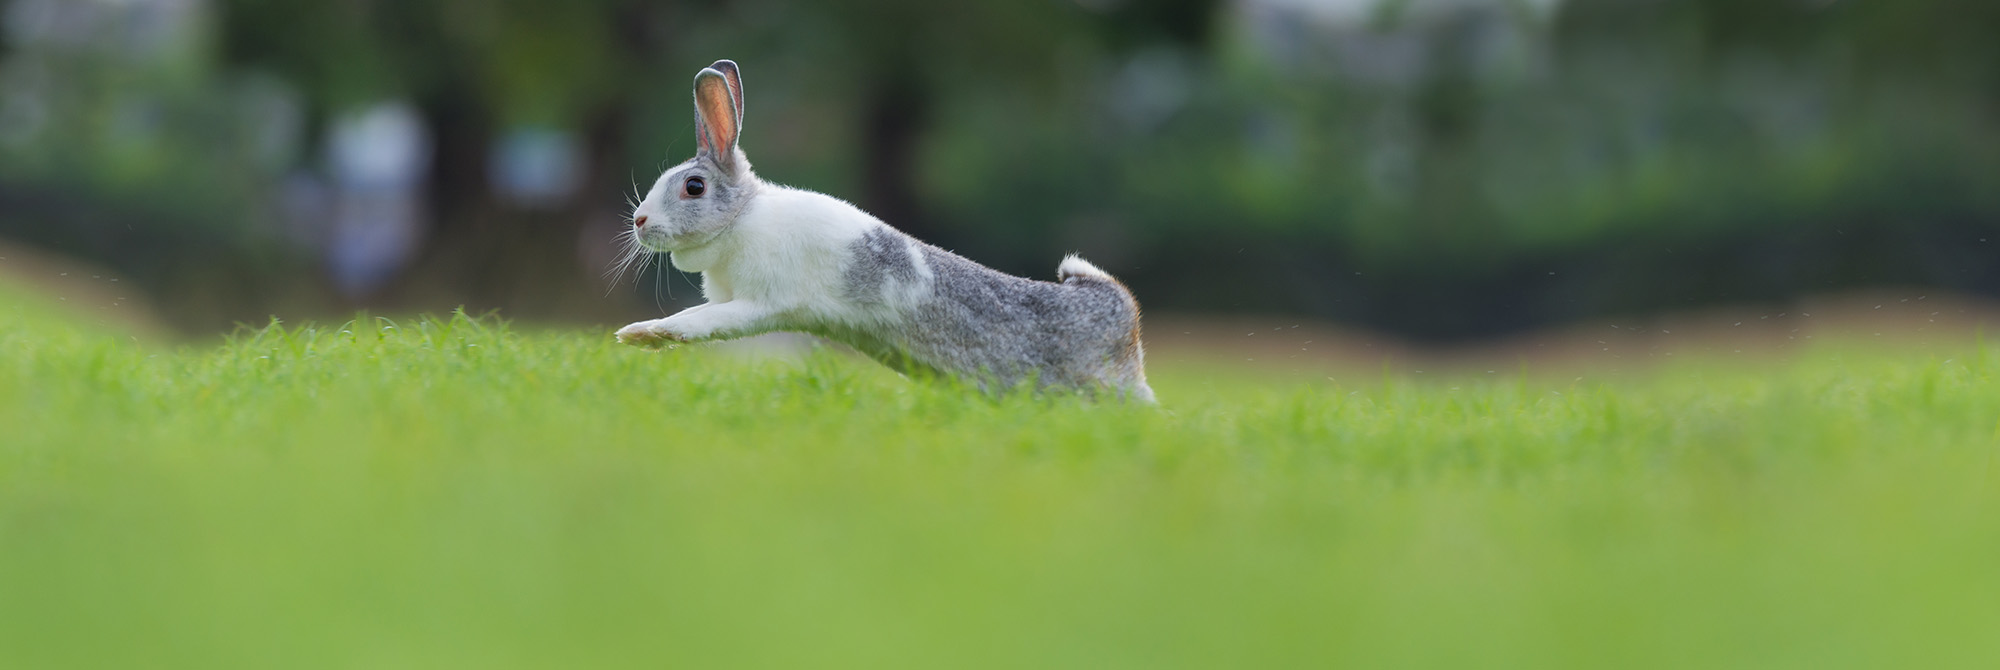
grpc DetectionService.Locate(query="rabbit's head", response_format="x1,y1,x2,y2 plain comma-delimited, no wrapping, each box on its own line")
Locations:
631,60,757,253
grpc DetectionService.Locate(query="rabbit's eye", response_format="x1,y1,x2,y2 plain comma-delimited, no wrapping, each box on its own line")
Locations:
683,177,706,197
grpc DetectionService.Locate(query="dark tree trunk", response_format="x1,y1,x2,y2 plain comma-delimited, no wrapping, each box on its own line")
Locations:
419,78,495,250
387,88,497,310
859,73,935,241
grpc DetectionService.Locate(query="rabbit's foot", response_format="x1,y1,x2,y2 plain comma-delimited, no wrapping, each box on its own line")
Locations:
615,319,692,349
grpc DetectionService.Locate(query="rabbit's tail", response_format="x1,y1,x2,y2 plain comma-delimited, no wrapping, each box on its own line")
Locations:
1057,255,1116,284
1056,254,1153,403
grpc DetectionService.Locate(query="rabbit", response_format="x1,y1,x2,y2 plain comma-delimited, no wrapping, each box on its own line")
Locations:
614,60,1154,403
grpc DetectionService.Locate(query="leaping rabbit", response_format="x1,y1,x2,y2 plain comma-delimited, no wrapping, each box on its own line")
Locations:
615,60,1154,403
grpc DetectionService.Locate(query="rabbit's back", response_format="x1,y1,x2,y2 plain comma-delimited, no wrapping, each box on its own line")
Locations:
829,225,1151,400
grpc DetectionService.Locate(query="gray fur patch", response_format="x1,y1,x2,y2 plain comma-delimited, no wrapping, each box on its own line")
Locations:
822,229,1150,399
841,227,922,304
908,245,1131,388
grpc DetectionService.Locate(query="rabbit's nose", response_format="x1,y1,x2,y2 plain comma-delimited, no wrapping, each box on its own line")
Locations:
634,215,648,229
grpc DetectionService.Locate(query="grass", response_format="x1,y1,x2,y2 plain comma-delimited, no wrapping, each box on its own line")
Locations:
5,283,2000,669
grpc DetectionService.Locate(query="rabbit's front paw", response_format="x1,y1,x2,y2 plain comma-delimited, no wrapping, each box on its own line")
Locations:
615,320,690,349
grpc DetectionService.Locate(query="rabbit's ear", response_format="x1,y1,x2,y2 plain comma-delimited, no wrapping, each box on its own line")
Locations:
693,67,740,170
708,60,744,131
693,60,741,156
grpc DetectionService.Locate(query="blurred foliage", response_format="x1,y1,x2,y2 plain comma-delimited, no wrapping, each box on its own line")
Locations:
3,0,2000,338
216,0,635,125
936,0,2000,258
921,0,2000,335
0,0,296,319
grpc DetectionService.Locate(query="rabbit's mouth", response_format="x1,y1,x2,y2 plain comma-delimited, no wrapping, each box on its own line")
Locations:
634,225,686,252
634,230,675,253
639,226,719,255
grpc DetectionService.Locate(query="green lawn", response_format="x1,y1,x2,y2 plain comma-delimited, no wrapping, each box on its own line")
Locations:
5,284,1999,669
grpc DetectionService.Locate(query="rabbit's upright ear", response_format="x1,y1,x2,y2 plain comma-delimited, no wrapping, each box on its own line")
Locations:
693,67,741,172
708,60,744,132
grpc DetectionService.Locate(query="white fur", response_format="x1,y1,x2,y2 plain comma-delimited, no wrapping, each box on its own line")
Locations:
1057,255,1110,281
616,184,893,344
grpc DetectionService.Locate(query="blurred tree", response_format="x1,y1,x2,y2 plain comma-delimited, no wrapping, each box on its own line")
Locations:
10,0,2000,338
214,0,666,312
0,0,287,307
786,0,1219,240
212,0,1221,307
1557,0,2000,80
